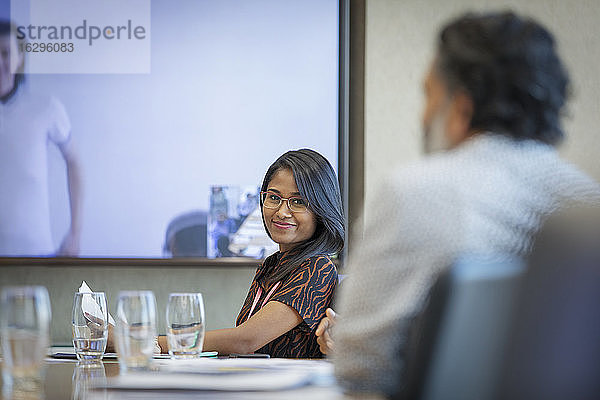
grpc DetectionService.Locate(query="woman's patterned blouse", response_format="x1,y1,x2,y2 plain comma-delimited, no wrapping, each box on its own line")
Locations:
236,251,338,358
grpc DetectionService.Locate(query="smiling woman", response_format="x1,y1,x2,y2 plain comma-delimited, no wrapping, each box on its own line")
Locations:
261,169,318,253
151,149,345,358
257,149,345,281
231,149,345,357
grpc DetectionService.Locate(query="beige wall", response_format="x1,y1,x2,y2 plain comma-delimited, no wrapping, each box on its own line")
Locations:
364,0,600,213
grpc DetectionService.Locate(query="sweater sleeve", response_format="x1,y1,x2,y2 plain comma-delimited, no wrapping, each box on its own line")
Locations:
334,170,460,397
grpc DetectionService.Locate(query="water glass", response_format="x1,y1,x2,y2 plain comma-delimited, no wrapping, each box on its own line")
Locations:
72,292,108,363
166,293,205,358
0,286,51,394
115,291,156,372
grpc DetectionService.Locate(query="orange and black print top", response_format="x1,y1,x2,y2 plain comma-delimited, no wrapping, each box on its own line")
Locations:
235,251,338,358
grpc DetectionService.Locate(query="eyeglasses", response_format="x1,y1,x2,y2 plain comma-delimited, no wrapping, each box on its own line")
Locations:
261,191,309,213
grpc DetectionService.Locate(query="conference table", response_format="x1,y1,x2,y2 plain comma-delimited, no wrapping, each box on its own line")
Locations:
1,348,348,400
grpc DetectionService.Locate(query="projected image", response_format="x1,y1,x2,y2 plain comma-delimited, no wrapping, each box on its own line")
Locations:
207,186,276,259
0,0,339,258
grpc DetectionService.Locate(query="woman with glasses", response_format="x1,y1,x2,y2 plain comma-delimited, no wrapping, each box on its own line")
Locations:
198,148,344,358
115,149,343,358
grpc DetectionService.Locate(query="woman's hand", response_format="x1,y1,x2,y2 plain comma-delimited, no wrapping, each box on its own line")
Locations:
105,323,116,352
315,308,337,355
105,324,162,353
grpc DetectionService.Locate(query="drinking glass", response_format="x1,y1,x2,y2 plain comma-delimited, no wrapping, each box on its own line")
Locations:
166,293,205,358
0,286,51,394
115,291,156,372
72,292,108,363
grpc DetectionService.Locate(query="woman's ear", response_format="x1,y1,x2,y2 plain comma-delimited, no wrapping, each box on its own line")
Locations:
446,90,474,146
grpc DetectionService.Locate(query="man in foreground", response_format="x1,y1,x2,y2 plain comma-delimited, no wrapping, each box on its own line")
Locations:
330,11,600,398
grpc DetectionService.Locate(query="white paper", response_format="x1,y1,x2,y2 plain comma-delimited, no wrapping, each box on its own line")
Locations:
103,370,312,391
78,281,116,325
155,357,333,375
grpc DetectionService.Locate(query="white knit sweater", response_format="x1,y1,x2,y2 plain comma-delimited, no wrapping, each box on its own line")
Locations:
334,133,600,396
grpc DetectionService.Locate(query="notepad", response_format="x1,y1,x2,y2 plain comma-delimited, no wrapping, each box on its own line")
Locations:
101,370,313,391
49,349,218,360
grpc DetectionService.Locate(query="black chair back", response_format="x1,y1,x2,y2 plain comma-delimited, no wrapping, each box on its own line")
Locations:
498,207,600,400
398,254,525,400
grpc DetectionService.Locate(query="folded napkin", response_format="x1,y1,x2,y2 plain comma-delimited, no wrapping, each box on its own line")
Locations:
78,281,116,325
78,281,161,354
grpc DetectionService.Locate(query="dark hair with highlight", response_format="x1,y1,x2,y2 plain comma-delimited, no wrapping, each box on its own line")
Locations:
259,149,344,284
436,11,569,145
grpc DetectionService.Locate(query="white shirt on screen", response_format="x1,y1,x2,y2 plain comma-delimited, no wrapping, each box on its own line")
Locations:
0,87,71,256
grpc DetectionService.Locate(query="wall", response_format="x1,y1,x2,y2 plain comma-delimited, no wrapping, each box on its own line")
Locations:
364,0,600,216
0,265,255,344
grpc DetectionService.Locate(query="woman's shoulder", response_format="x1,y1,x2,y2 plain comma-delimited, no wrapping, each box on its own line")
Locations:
293,254,337,277
302,253,335,266
280,254,337,291
278,250,334,267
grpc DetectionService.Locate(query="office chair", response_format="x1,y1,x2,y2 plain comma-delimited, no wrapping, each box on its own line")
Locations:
497,206,600,400
163,210,208,257
397,254,525,400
